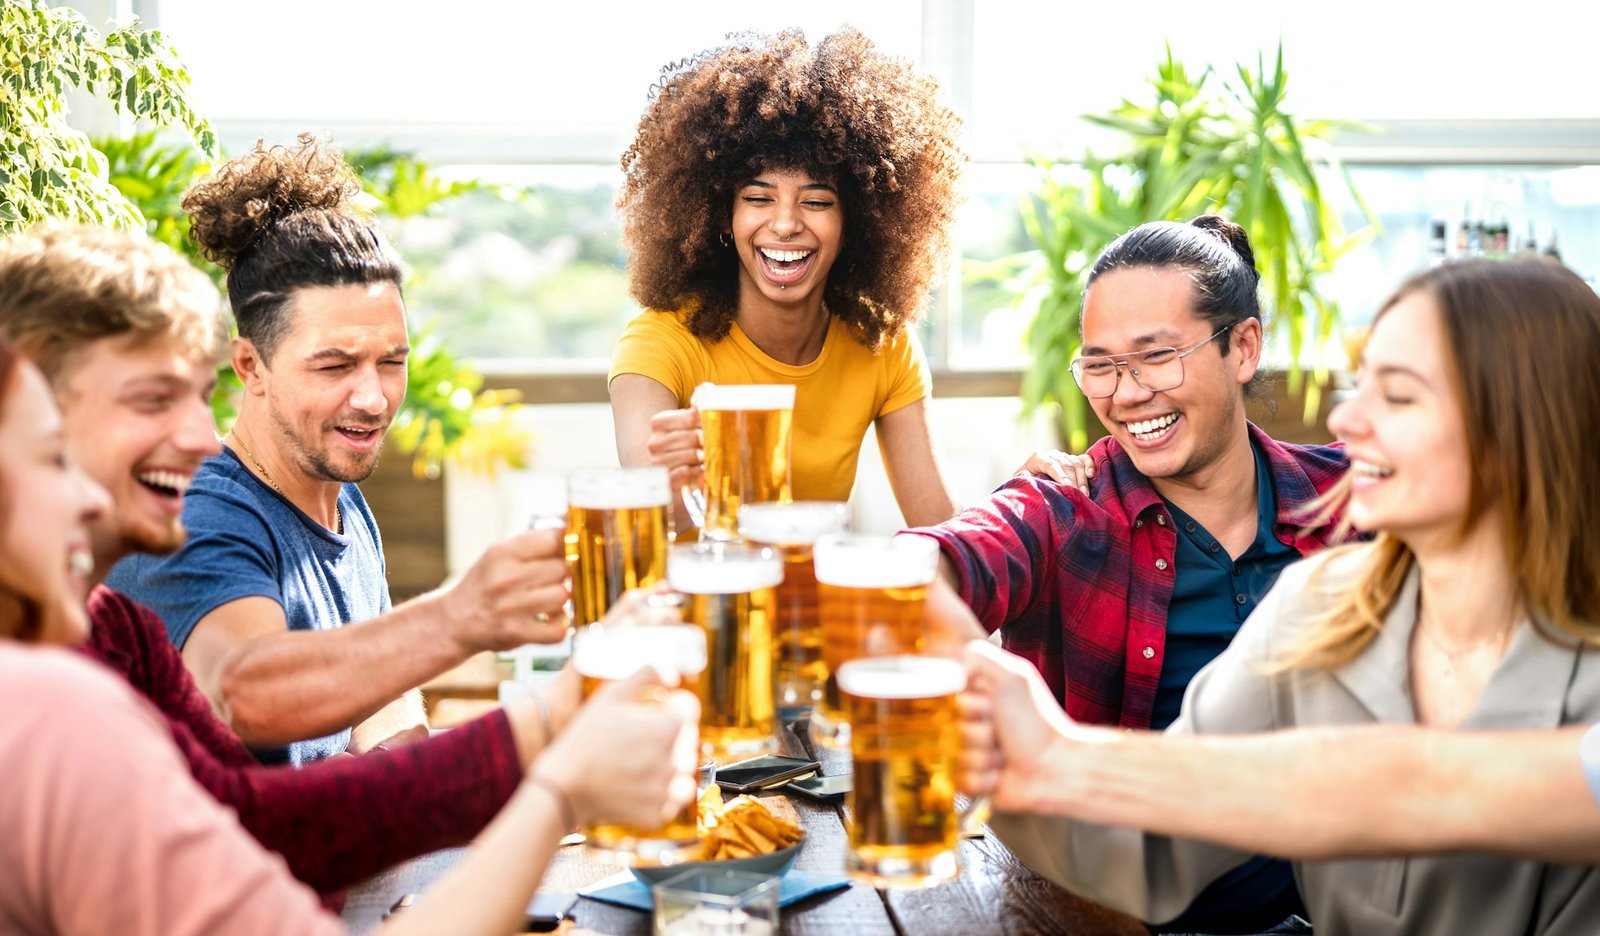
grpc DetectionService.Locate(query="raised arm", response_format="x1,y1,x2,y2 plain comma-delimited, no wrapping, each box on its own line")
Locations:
875,399,959,527
610,372,702,532
182,528,570,747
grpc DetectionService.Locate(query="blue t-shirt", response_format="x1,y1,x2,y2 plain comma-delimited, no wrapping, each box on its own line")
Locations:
107,447,390,766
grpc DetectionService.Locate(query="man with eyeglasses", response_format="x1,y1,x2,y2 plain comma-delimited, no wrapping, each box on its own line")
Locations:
907,217,1348,935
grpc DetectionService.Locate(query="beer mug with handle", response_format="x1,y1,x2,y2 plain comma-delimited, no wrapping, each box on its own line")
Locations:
739,501,850,718
686,383,795,540
811,533,940,750
566,466,671,627
838,655,965,889
570,612,707,865
668,542,784,762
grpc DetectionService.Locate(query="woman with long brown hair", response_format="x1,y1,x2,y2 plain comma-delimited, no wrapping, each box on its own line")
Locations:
956,257,1600,934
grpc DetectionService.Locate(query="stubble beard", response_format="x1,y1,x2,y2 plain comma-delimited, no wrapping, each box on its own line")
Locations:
269,406,383,485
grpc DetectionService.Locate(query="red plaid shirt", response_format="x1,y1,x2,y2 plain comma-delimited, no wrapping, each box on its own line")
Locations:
910,423,1348,730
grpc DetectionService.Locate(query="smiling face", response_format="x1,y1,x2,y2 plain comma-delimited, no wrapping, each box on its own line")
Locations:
57,334,221,569
1327,291,1472,546
1079,267,1259,482
249,283,409,484
0,362,109,644
729,168,844,310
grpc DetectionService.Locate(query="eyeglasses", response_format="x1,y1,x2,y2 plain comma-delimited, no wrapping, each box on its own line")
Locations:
1069,325,1233,399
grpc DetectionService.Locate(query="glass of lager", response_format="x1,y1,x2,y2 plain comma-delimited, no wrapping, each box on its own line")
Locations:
687,383,795,541
738,501,850,718
566,467,671,627
668,542,783,761
838,655,965,889
570,618,707,865
811,533,940,749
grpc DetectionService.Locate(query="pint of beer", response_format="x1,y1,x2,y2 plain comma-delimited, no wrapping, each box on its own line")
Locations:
570,621,707,864
689,383,795,541
838,655,965,888
566,467,671,626
739,501,850,716
811,533,940,749
668,542,783,761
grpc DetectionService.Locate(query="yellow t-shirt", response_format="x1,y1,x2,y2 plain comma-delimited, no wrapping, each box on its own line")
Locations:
609,309,930,503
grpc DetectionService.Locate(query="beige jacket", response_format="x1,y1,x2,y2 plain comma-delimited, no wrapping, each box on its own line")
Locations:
991,547,1600,936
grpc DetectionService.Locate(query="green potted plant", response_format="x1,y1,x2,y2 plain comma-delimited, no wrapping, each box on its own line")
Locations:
1001,45,1376,449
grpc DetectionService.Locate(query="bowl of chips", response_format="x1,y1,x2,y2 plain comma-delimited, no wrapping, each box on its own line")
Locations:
629,785,806,885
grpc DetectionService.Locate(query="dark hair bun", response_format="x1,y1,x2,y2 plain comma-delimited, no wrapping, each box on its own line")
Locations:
182,134,361,271
1189,214,1257,274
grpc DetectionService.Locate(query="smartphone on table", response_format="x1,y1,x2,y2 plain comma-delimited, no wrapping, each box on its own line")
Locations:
783,773,852,804
714,754,821,794
523,891,576,932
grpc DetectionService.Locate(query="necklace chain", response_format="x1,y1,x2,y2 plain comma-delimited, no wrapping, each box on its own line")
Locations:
1416,618,1510,676
229,434,341,534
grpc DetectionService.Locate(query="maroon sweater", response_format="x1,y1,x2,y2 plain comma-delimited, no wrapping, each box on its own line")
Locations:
80,586,523,896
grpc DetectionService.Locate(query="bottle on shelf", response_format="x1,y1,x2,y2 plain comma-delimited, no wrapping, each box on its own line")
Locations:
1428,220,1448,267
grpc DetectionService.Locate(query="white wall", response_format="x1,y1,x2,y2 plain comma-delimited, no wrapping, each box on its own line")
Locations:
444,398,1058,575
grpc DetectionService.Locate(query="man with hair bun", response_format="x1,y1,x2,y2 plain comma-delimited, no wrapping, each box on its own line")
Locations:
108,136,572,767
0,222,579,897
908,216,1351,933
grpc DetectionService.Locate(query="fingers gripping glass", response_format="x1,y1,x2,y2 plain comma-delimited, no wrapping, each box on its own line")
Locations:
1069,325,1233,399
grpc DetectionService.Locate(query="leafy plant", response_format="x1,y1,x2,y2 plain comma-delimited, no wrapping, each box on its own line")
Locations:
999,45,1376,449
96,132,532,479
0,0,214,232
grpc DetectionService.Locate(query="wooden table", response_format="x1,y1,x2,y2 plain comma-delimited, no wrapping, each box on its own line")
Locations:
342,718,1146,936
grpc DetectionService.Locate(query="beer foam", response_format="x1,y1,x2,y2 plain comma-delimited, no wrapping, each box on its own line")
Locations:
836,656,966,698
691,382,796,411
812,534,938,588
568,466,671,509
739,501,850,545
572,625,707,679
667,544,784,594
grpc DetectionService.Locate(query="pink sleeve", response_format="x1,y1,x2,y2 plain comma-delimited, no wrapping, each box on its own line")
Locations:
0,648,349,936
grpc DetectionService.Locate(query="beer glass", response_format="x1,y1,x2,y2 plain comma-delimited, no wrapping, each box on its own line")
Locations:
571,620,707,865
566,467,671,627
738,501,850,717
688,383,795,541
811,533,940,749
668,542,783,761
838,655,965,889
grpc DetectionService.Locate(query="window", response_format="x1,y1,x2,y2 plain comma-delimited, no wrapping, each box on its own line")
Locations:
148,1,1600,379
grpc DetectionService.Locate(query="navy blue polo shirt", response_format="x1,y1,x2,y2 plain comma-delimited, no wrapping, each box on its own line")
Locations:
1147,439,1305,933
1152,439,1299,729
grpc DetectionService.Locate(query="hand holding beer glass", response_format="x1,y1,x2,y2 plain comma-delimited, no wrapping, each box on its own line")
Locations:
684,383,795,541
739,501,850,717
811,533,941,749
667,542,784,762
838,655,966,888
566,466,671,627
569,592,707,865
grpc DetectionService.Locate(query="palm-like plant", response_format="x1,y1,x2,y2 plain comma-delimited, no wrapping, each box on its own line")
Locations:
1012,45,1375,449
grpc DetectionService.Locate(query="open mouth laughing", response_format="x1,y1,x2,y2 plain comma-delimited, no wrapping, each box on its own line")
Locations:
1124,413,1179,443
1351,458,1394,486
757,246,816,285
333,423,386,452
137,469,192,500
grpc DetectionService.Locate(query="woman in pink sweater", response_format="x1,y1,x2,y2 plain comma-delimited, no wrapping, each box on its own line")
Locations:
0,337,701,935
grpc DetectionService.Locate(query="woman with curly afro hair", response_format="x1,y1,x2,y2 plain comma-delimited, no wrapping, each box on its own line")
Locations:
609,27,966,532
